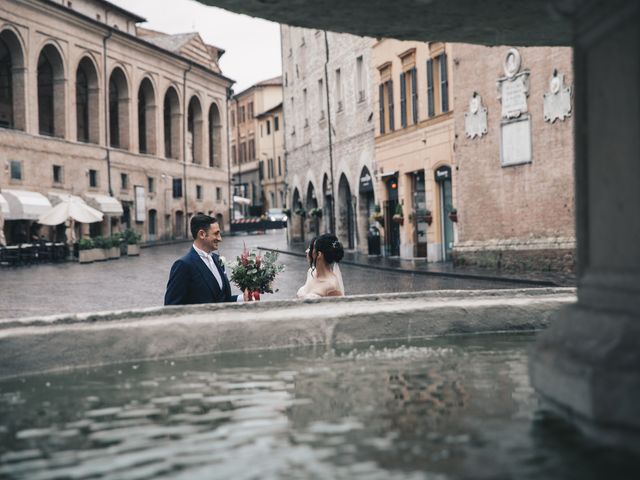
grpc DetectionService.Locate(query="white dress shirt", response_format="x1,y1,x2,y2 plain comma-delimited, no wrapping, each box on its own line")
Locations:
192,244,243,302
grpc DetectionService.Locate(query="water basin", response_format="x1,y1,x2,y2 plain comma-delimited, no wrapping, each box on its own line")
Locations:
0,333,637,479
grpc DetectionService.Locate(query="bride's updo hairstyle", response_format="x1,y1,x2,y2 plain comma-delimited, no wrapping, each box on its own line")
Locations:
314,233,344,265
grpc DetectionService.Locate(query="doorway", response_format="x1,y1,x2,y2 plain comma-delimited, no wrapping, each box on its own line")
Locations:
435,165,454,261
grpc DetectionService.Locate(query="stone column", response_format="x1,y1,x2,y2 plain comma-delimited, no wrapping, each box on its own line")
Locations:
530,0,640,443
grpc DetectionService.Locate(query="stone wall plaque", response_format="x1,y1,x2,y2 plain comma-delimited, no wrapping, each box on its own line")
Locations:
464,93,488,139
497,48,530,119
500,116,532,167
543,70,572,122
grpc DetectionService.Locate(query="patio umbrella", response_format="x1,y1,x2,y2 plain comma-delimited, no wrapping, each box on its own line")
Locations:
38,196,103,226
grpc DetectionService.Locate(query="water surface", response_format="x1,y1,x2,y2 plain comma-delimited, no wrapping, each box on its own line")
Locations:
0,334,637,479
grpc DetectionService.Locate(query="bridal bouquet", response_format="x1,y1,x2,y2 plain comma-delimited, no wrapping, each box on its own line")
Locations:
228,247,285,300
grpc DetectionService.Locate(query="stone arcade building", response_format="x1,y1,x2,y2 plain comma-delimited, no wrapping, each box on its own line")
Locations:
0,0,232,245
281,26,375,252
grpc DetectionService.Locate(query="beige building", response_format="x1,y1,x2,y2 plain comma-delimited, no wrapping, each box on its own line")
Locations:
256,101,285,210
229,76,282,218
373,40,455,260
0,0,232,245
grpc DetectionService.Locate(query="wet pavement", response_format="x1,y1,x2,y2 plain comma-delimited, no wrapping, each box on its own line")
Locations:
0,230,566,320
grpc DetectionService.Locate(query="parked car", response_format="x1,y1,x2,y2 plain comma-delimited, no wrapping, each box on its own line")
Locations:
267,208,288,222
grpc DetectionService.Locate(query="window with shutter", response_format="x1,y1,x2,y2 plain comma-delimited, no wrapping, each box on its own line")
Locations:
411,67,418,124
387,79,395,131
440,54,449,113
400,72,407,128
379,83,385,134
426,59,434,117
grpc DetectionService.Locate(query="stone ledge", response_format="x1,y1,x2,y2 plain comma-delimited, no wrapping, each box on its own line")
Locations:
0,288,576,380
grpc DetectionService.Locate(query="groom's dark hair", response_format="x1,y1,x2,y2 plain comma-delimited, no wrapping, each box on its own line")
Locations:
190,214,217,239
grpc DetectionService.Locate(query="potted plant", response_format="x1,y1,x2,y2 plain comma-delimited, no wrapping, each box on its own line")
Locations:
92,236,108,261
294,207,306,218
78,237,95,264
392,203,404,225
282,207,291,217
123,228,141,256
448,208,458,223
371,204,384,223
309,207,323,218
109,233,121,259
424,209,433,226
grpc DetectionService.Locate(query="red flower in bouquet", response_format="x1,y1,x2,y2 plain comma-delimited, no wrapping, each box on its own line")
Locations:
228,246,285,298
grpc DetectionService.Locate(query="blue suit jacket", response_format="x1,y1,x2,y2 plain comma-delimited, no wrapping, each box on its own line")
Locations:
164,247,238,305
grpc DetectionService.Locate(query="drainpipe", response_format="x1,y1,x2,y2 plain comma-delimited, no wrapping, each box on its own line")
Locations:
182,63,192,238
102,29,113,198
234,96,242,216
225,86,233,228
102,28,113,236
323,30,336,233
271,112,277,207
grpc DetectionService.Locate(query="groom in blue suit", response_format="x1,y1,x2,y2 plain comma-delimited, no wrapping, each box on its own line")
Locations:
164,214,251,305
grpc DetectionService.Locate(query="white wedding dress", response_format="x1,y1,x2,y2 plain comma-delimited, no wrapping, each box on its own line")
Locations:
296,264,345,299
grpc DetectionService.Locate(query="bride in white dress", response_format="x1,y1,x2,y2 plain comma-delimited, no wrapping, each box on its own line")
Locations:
296,234,345,299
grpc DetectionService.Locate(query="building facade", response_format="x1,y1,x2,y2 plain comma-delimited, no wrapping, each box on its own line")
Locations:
281,26,375,252
0,0,232,245
256,101,285,211
452,44,575,271
372,39,456,261
229,76,282,218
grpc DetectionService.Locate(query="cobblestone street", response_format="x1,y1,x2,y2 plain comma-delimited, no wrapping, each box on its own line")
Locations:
0,230,534,320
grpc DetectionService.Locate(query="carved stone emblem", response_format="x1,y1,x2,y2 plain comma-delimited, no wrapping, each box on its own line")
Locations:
497,48,530,119
464,93,488,139
543,69,572,123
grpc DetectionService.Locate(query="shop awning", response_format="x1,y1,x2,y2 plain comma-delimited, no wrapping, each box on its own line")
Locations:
0,193,9,216
83,193,124,215
233,195,251,205
48,192,87,207
1,189,52,220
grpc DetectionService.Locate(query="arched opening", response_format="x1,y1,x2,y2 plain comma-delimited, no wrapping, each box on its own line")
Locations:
0,29,26,131
148,208,157,241
337,173,355,249
76,57,99,144
434,165,454,261
208,103,222,167
37,44,65,137
174,210,184,239
292,187,303,242
187,96,203,164
305,182,319,235
322,174,333,233
358,166,376,254
108,67,130,149
384,174,400,256
137,77,156,155
163,87,181,159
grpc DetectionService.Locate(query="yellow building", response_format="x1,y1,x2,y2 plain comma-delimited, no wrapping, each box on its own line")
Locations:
373,40,455,260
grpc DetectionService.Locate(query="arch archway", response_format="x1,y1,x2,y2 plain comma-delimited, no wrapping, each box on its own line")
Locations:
163,86,181,159
108,67,130,149
0,28,26,130
306,181,319,235
137,77,156,154
292,187,304,242
76,56,99,144
357,166,376,254
322,173,333,233
37,44,66,137
187,95,203,164
337,173,355,249
208,102,222,167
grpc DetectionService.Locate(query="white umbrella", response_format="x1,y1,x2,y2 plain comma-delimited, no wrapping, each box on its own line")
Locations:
38,196,104,226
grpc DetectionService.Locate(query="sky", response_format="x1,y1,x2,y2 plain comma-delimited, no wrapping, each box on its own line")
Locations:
109,0,282,92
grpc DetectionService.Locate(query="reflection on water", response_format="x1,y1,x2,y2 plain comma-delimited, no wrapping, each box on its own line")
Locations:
0,334,637,479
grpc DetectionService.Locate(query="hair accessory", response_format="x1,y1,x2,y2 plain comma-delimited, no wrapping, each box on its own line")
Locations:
332,240,340,249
